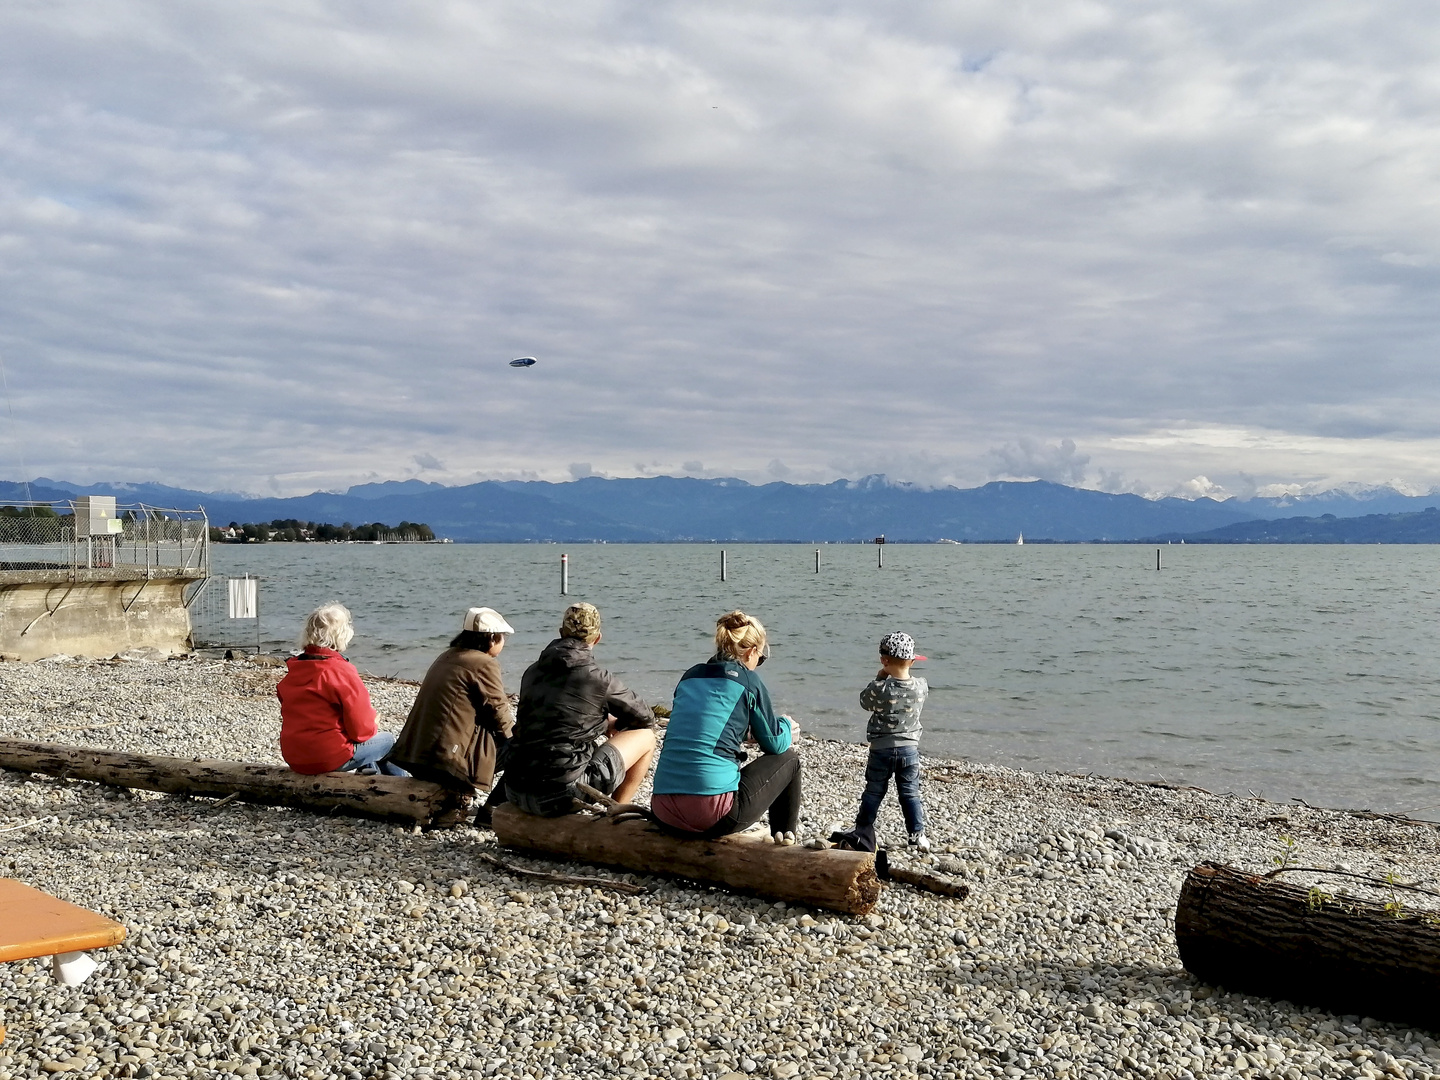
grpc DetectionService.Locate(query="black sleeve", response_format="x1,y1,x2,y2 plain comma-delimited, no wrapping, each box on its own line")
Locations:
600,665,653,730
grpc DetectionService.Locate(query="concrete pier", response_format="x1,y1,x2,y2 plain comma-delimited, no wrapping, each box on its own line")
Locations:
0,569,203,661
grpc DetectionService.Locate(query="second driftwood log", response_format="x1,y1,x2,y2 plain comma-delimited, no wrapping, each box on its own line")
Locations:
875,849,971,900
1176,861,1440,1030
491,803,882,914
0,739,471,826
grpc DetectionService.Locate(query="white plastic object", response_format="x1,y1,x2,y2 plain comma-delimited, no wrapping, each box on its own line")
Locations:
51,951,98,986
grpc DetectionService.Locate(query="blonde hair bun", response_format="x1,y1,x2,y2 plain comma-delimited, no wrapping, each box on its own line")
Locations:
714,610,766,661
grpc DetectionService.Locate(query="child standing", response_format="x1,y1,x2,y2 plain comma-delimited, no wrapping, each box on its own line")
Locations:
837,632,930,853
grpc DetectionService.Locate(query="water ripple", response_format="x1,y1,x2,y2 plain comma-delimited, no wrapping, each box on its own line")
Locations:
203,543,1440,817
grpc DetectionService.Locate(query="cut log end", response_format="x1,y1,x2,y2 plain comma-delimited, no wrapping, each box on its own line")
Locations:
848,868,881,912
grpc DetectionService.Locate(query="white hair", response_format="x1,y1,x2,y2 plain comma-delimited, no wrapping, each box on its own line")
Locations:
301,603,355,652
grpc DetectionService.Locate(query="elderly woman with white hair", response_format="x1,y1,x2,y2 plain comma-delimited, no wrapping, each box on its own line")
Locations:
276,603,409,776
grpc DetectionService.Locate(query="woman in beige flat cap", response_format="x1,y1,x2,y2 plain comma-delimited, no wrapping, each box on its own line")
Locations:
389,607,517,799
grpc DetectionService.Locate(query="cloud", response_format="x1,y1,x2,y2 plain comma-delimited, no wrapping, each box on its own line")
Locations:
766,458,791,478
987,438,1090,486
414,453,444,471
1091,468,1148,496
1,3,1440,494
1172,476,1231,500
568,462,596,480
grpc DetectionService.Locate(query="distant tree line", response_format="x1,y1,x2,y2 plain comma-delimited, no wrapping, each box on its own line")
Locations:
0,504,65,542
0,505,59,518
210,518,436,543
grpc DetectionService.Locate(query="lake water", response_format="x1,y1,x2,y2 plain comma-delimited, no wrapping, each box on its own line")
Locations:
195,543,1440,817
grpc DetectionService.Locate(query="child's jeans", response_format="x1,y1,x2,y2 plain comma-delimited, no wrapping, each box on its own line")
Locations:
852,744,926,850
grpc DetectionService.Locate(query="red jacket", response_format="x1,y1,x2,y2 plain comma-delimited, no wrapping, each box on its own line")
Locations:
277,647,379,774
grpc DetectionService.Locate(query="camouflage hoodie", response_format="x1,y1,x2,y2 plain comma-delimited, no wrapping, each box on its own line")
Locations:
860,674,929,749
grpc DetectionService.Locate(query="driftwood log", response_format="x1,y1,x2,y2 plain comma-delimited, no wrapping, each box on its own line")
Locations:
1176,861,1440,1029
0,739,470,827
491,804,881,915
875,850,971,900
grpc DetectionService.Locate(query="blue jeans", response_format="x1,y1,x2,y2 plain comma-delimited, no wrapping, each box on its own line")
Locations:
854,744,926,838
340,732,409,777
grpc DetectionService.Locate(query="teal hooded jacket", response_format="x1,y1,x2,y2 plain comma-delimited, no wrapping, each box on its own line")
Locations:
651,657,793,796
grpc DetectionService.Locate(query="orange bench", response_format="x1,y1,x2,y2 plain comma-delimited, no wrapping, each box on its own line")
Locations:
0,878,127,1039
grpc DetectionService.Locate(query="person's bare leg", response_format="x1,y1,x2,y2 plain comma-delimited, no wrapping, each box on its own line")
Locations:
607,728,656,804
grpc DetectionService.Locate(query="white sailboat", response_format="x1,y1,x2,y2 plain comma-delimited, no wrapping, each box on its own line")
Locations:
1016,532,1024,545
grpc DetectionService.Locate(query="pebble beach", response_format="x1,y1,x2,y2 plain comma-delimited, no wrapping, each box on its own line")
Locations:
2,656,1440,1080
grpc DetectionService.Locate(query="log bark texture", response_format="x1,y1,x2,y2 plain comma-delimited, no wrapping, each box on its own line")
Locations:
491,804,881,915
1176,861,1440,1030
0,739,470,827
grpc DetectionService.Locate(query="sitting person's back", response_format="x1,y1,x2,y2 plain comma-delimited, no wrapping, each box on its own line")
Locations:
504,603,655,816
389,608,516,792
651,610,802,844
276,603,407,777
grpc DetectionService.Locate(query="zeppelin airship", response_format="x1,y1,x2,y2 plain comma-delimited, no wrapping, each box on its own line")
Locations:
509,357,537,368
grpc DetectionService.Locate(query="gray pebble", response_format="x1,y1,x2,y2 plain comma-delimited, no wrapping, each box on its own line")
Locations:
0,657,1435,1080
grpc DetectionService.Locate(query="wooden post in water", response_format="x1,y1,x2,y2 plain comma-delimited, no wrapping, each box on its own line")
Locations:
815,549,820,573
721,549,727,582
1156,548,1162,571
561,553,569,595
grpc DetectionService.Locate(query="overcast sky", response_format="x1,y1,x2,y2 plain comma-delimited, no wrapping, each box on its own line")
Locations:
2,1,1439,499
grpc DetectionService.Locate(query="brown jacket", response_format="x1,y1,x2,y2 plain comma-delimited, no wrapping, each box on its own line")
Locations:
389,648,515,792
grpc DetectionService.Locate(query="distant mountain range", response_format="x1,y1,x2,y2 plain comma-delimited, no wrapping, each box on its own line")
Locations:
2,475,1438,543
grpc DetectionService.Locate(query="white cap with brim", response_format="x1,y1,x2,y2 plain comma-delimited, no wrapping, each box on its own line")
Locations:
464,607,515,634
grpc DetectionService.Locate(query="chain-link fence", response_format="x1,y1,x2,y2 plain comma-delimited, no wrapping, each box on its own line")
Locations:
0,501,210,577
0,509,71,571
187,574,265,653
